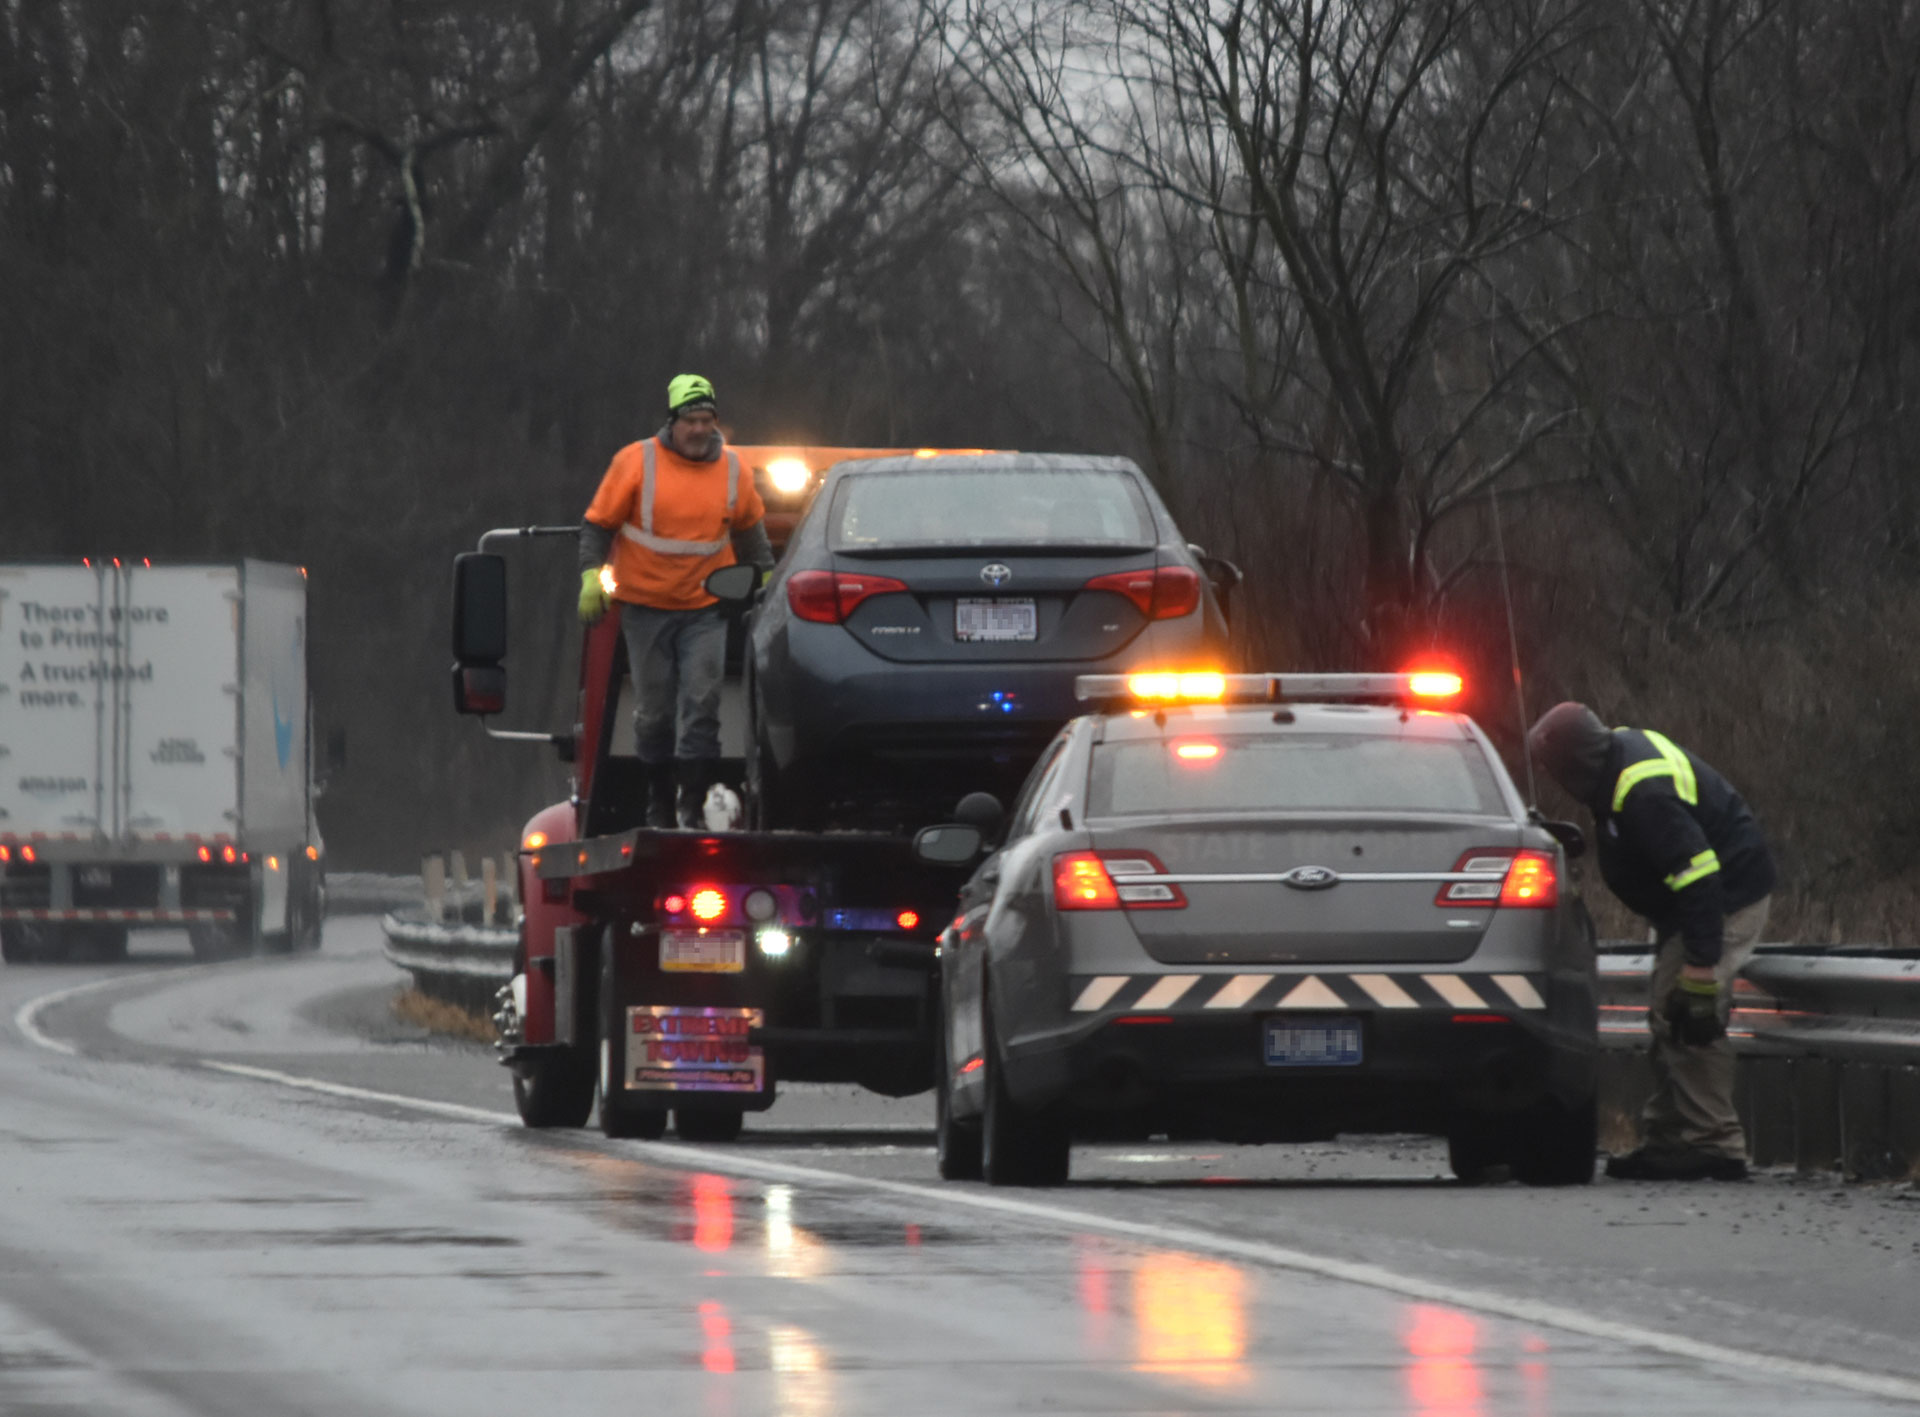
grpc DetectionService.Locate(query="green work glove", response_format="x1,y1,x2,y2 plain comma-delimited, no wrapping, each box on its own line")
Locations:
1662,973,1724,1047
578,567,611,624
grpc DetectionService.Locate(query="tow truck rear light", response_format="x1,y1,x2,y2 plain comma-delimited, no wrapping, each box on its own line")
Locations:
786,570,910,624
689,888,728,922
1436,850,1558,909
662,893,688,915
1052,851,1185,911
1084,565,1201,620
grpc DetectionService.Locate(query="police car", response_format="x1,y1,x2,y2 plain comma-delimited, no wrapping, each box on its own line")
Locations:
916,671,1600,1187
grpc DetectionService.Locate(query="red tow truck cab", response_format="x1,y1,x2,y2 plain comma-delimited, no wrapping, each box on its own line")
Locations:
459,455,981,1139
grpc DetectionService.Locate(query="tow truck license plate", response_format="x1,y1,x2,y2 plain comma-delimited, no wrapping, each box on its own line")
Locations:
660,929,746,973
1264,1016,1364,1067
956,598,1037,642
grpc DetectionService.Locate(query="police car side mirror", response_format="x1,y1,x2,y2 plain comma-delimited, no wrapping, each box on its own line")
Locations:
1542,819,1586,859
705,564,761,604
914,824,984,865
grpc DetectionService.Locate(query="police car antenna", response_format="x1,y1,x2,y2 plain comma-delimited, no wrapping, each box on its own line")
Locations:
1489,484,1538,806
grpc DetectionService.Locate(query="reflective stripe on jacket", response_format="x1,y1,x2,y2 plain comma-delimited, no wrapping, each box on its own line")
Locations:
1593,728,1775,966
583,436,767,610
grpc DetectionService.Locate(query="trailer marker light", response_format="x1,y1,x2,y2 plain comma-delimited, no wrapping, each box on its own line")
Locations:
523,830,548,850
20,846,34,863
663,893,688,916
897,910,920,930
197,846,212,863
757,928,793,958
690,889,728,922
305,845,320,861
0,845,9,863
267,856,281,872
221,845,238,864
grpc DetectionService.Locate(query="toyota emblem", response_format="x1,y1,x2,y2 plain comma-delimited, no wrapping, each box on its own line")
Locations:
980,563,1013,587
1281,865,1340,890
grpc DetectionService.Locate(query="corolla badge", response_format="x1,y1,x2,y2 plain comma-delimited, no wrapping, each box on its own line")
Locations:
979,563,1013,587
1281,865,1340,890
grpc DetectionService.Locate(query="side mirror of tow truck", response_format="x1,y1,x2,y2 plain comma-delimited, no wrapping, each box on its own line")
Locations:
451,552,509,716
704,563,761,604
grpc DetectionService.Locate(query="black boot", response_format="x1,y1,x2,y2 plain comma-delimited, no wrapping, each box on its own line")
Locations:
644,762,676,830
674,759,710,829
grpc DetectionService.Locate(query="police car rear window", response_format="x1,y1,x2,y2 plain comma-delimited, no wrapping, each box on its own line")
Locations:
1087,734,1507,817
828,469,1152,550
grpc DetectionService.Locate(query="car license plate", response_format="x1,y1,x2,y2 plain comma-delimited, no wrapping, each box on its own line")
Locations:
626,1005,764,1092
956,597,1037,642
659,929,746,973
1264,1016,1364,1067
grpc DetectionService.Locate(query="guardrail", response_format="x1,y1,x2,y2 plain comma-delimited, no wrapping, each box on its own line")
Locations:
380,910,515,1015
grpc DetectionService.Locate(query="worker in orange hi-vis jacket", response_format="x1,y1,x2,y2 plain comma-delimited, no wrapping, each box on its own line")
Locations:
577,374,774,828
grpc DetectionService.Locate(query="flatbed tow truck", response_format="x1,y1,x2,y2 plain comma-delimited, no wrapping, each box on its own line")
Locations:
452,447,983,1141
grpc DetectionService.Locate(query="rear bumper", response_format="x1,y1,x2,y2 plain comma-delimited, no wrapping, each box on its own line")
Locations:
1003,1004,1596,1141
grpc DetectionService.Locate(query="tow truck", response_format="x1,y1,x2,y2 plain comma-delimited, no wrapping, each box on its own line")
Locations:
453,446,992,1140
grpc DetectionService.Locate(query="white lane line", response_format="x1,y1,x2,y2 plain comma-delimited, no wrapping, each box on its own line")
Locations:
194,1058,1920,1406
14,966,206,1057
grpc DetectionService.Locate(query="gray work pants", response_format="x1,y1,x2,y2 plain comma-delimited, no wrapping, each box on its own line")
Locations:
619,602,727,763
1640,896,1770,1161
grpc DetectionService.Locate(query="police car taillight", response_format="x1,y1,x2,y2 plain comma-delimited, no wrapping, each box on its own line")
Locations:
1436,849,1558,909
1052,851,1186,910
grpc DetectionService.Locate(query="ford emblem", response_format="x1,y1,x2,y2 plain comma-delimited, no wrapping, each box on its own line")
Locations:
980,563,1013,587
1281,865,1339,891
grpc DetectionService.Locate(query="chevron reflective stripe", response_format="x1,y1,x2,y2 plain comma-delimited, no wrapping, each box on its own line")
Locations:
1491,974,1546,1009
1067,971,1548,1013
1612,729,1698,810
1665,848,1721,891
1352,974,1419,1008
621,442,741,556
0,909,236,922
1134,974,1200,1010
1072,976,1129,1012
1204,974,1268,1009
1422,974,1489,1008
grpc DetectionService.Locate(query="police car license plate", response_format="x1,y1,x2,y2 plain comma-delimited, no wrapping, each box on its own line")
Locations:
956,598,1037,642
659,929,745,973
1264,1016,1364,1067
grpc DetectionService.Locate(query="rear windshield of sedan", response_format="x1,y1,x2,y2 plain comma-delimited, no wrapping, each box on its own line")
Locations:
829,468,1153,550
1087,734,1508,817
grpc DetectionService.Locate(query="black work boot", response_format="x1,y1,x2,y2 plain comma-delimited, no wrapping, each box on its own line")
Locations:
644,762,676,830
674,759,709,829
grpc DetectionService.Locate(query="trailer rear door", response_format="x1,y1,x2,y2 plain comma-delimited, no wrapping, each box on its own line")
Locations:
0,565,113,839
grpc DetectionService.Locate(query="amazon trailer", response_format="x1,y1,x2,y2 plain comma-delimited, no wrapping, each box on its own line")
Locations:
0,561,325,963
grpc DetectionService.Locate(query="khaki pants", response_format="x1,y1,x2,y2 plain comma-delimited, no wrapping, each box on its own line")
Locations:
1640,896,1770,1161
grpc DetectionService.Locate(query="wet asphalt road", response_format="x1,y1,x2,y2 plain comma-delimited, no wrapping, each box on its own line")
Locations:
2,917,1918,1415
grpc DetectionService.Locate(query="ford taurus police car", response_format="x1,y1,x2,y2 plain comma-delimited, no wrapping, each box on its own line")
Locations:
918,671,1600,1187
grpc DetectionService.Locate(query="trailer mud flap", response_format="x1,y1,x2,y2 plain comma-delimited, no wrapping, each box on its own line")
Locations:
625,1005,766,1093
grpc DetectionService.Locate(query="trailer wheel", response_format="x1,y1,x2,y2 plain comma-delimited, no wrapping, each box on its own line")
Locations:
674,1109,743,1143
512,1051,596,1128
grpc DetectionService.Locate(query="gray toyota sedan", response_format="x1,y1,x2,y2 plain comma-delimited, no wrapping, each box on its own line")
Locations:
921,672,1600,1187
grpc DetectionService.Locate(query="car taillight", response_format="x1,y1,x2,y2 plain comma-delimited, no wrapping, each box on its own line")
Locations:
786,570,908,623
1084,565,1202,620
1052,851,1185,911
1436,850,1558,909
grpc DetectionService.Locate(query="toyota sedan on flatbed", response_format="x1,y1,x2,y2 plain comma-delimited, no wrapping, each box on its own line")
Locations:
919,671,1600,1187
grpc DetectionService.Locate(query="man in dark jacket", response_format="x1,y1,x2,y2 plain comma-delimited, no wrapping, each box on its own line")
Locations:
1529,703,1776,1181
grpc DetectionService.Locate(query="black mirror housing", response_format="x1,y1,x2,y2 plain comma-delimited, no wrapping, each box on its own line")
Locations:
453,553,508,664
705,563,761,604
914,823,984,866
453,663,507,716
1543,819,1586,859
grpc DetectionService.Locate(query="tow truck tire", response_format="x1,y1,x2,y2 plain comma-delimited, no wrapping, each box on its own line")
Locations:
674,1109,744,1143
935,1010,983,1181
513,1052,596,1129
980,1003,1068,1187
599,1094,669,1139
1511,1095,1597,1187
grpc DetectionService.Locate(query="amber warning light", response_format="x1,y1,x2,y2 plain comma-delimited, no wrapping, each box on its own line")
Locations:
1076,671,1468,706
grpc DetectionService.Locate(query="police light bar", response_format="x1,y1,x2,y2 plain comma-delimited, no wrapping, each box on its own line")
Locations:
1075,671,1465,705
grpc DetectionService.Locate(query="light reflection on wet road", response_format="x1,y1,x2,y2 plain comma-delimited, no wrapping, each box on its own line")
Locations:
2,922,1917,1415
